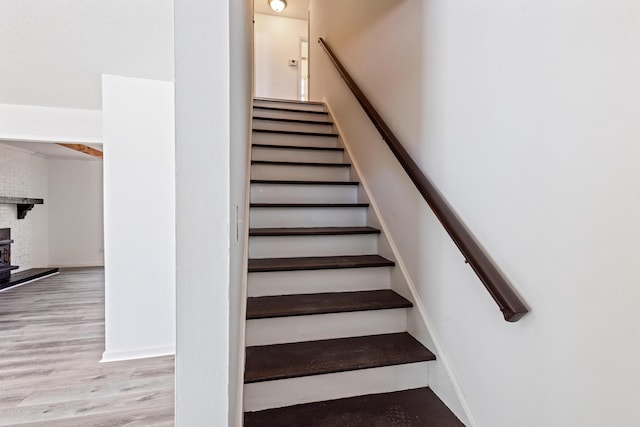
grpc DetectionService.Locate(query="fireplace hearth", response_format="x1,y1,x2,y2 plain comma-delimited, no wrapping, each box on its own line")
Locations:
0,228,19,283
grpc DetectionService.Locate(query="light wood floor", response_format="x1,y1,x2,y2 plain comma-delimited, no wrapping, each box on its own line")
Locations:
0,267,174,426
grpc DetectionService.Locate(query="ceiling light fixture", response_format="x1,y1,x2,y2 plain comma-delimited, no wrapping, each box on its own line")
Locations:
269,0,287,12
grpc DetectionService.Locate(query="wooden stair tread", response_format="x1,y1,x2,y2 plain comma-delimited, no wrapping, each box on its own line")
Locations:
244,333,435,383
253,116,333,125
253,128,339,137
251,160,350,167
250,179,359,186
248,254,394,272
246,290,412,319
244,387,464,427
254,97,325,106
253,106,329,115
252,143,343,152
250,202,368,208
249,226,380,236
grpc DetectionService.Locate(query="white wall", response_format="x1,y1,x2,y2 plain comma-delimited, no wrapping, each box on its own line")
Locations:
174,0,234,424
48,159,104,267
102,74,175,362
310,1,640,426
0,104,101,144
0,143,49,271
254,13,307,100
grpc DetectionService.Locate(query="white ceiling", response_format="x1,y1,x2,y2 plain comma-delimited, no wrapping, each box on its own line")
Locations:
255,0,310,20
0,0,310,111
0,141,103,161
0,0,174,110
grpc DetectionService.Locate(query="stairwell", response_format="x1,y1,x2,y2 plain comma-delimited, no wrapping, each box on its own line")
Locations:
243,98,464,426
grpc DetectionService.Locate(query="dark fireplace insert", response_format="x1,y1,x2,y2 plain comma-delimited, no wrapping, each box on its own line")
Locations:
0,228,18,283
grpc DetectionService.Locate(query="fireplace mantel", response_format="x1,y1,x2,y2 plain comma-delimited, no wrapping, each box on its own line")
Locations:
0,196,44,219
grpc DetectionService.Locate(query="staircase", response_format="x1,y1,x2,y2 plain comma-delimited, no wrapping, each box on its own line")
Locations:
243,98,464,426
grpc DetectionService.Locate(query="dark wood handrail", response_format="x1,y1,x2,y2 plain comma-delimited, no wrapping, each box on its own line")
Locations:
318,37,528,322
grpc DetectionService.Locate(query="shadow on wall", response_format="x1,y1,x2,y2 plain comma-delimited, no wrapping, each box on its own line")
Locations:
309,0,446,302
308,0,475,418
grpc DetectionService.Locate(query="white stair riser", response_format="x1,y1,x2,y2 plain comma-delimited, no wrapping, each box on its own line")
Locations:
253,119,335,134
244,362,430,411
252,146,344,163
246,309,407,346
250,207,367,228
250,183,358,204
252,131,338,148
249,234,378,258
254,109,331,122
247,267,391,297
251,164,351,181
253,100,325,112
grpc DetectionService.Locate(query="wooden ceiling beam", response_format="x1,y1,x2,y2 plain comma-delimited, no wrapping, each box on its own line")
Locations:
56,143,103,159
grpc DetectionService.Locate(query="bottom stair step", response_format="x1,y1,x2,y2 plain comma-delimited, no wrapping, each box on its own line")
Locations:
244,387,465,427
244,332,435,383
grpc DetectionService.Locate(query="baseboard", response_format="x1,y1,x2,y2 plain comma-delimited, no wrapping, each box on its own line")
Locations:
101,346,175,363
54,263,105,268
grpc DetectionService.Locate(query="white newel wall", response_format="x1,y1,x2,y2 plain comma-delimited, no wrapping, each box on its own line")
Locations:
310,0,640,426
229,0,253,424
174,0,248,422
102,75,175,362
254,13,307,100
0,143,49,271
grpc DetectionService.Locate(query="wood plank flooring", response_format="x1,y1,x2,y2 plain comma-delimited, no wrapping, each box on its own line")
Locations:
0,267,174,426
